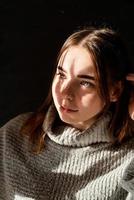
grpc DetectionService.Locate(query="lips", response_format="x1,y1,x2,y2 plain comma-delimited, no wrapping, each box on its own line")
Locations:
60,106,78,112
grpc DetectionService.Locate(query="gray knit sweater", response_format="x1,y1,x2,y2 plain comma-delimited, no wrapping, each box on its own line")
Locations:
0,108,134,200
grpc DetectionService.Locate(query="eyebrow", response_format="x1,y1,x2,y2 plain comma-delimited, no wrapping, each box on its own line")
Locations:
77,74,95,80
57,66,95,80
57,66,66,73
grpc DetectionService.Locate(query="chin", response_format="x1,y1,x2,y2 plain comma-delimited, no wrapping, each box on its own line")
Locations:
58,113,75,124
59,115,71,123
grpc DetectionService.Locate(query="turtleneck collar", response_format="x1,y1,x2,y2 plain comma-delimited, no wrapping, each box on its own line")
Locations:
42,105,113,147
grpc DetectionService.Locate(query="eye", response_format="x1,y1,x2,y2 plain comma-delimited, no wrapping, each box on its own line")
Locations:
80,81,94,88
56,72,66,79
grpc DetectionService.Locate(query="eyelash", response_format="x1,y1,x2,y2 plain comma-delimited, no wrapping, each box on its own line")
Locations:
56,72,66,79
80,81,94,88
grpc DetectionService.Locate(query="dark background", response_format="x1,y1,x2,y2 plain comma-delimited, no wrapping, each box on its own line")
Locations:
0,1,134,126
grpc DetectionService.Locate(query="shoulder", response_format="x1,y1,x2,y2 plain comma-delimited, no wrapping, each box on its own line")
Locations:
0,112,34,153
0,112,33,136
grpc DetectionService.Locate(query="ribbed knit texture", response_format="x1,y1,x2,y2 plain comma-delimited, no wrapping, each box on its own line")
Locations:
0,106,134,200
120,158,134,200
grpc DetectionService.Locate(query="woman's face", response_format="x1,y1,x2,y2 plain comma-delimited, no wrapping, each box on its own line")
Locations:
52,46,105,130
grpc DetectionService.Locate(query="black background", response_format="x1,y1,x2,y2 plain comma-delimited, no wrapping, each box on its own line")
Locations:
0,0,134,126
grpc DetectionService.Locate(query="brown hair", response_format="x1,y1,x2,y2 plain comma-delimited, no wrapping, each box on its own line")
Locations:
21,26,133,152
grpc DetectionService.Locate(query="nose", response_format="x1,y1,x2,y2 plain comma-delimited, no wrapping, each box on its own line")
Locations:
60,80,74,100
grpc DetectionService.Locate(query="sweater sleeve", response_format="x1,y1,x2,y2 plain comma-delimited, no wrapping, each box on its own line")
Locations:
120,157,134,200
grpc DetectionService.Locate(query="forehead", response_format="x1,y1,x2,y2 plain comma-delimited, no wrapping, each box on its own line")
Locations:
58,46,95,75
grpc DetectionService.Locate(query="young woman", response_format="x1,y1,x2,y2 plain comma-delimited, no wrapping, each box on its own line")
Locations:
0,27,134,200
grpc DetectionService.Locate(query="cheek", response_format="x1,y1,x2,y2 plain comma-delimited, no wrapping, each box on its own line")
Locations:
79,92,104,109
52,79,61,101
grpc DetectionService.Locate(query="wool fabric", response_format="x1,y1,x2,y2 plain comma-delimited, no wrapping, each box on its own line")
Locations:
0,107,134,200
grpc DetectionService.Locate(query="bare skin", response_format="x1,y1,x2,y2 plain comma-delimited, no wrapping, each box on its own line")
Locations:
126,74,134,120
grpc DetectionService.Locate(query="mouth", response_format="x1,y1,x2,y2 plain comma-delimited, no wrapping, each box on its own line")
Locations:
60,106,78,113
